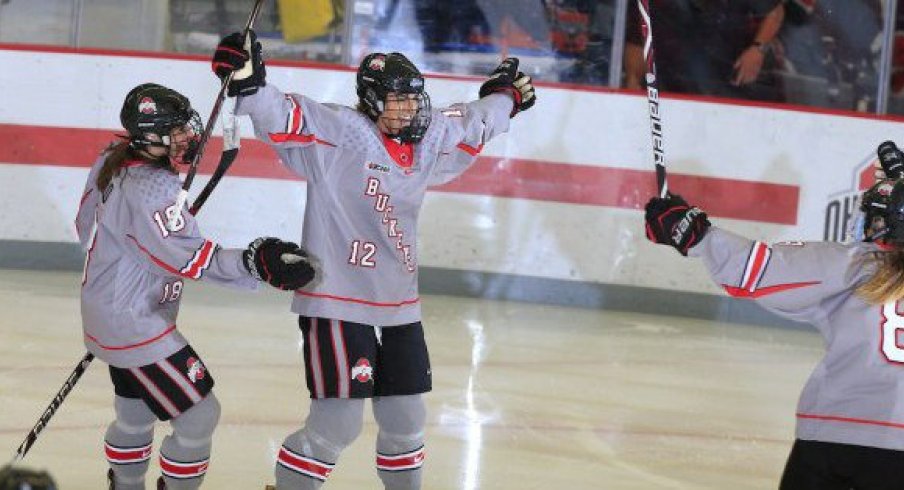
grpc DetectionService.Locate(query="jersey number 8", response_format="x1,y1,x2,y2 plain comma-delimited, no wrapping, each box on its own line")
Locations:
881,302,904,364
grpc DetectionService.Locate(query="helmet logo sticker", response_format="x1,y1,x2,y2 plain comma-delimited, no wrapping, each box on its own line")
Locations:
369,56,386,71
138,97,157,114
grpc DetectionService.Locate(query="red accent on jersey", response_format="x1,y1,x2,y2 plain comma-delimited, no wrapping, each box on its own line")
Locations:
456,142,484,156
127,234,213,280
797,412,904,430
742,242,770,291
722,281,821,298
286,94,304,134
381,133,414,169
179,240,216,279
86,324,177,350
296,290,420,307
268,132,336,147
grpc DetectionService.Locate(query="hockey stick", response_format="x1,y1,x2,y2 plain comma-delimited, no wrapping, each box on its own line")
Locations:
189,99,240,215
169,0,266,227
9,352,95,463
637,0,669,198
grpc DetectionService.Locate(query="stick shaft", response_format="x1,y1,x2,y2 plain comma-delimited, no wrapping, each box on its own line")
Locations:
12,352,95,462
637,0,669,198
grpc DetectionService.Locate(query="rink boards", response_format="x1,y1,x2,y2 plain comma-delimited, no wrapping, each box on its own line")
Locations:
1,44,902,315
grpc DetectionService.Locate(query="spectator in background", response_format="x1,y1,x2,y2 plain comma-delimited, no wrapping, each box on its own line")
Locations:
411,0,492,53
544,0,614,85
625,0,785,102
778,0,882,111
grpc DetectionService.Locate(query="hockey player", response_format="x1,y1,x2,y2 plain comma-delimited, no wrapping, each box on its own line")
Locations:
76,83,316,489
644,143,904,489
210,31,535,489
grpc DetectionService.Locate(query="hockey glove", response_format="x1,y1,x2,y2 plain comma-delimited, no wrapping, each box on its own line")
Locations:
877,141,904,180
212,30,266,97
479,57,536,117
644,194,711,256
243,237,316,290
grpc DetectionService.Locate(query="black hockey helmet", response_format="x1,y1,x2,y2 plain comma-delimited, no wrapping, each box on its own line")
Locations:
120,83,202,157
356,52,431,143
0,464,57,490
860,178,904,243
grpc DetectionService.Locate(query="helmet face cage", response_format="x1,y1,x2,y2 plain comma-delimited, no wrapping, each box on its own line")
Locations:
120,83,203,163
356,52,432,143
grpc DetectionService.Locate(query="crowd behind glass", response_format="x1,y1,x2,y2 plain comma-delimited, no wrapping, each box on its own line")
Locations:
1,0,902,114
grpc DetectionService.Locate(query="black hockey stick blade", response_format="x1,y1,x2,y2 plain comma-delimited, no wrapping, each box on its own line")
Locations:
11,352,95,463
189,147,239,215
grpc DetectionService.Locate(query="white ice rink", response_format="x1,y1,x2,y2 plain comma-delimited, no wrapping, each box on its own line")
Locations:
0,269,821,489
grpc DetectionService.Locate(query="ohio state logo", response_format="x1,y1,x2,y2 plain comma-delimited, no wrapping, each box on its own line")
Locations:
138,97,157,114
186,357,206,383
824,151,877,242
368,56,386,71
351,358,373,383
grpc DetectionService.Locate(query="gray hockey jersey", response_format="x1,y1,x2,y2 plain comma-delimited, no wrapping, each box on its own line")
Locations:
691,226,904,450
236,84,514,326
76,153,257,368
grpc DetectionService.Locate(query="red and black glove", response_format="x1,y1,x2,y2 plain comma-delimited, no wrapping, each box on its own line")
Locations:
479,57,536,117
644,194,710,256
243,237,316,290
212,30,266,97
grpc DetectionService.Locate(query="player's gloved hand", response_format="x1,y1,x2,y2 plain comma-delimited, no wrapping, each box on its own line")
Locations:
243,237,316,290
877,141,904,180
479,57,536,117
644,194,711,256
212,29,266,97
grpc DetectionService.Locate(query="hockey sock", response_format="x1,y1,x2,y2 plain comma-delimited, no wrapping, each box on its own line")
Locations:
105,396,156,490
274,398,365,489
373,395,426,490
159,394,220,489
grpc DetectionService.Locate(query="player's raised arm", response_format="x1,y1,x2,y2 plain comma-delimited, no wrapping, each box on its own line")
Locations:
428,58,536,186
211,30,347,181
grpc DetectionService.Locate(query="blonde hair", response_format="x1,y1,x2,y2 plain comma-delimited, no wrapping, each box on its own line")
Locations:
857,250,904,304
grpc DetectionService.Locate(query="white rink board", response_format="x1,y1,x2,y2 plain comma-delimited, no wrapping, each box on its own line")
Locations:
2,46,902,297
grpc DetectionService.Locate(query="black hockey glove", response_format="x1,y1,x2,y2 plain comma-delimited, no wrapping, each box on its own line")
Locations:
212,30,266,97
243,237,316,291
877,141,904,180
644,194,711,256
479,57,536,117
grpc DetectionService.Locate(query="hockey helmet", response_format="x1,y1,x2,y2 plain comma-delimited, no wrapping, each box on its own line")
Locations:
859,178,904,243
356,52,431,143
120,83,202,159
0,464,57,490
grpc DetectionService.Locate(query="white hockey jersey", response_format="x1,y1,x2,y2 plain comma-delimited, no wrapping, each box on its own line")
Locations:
236,84,514,326
692,227,904,450
76,153,258,368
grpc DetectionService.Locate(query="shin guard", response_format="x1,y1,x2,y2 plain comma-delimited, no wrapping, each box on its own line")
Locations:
274,398,364,489
106,396,156,490
373,395,426,490
159,394,220,489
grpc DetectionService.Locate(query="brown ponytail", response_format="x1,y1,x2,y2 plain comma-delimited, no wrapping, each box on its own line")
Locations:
95,141,174,191
857,250,904,304
96,141,133,191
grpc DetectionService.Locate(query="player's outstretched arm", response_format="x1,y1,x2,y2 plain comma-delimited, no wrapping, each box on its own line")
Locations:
478,57,536,118
645,194,850,325
242,237,319,291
